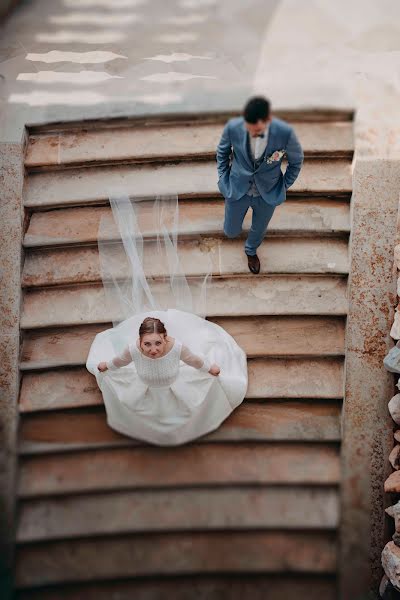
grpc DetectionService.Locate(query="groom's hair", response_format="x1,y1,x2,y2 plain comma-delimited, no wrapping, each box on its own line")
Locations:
243,96,271,123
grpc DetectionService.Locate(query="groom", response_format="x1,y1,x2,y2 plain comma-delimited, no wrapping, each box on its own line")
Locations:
216,96,304,274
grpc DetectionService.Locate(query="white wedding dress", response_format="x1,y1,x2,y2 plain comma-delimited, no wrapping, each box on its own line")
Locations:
86,308,248,445
85,194,248,446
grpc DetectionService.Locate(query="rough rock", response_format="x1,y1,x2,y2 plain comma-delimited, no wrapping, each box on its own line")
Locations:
380,574,390,597
391,309,400,340
389,395,400,425
385,471,400,493
394,246,400,271
390,446,400,470
382,542,400,589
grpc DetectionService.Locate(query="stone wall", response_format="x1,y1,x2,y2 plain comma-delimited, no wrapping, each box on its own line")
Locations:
379,163,400,598
340,158,399,599
0,139,25,598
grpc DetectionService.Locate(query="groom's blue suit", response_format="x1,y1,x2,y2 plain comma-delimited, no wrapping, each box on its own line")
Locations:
216,116,304,255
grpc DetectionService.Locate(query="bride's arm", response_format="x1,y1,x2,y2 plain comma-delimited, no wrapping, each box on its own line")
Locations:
98,345,133,371
180,344,219,375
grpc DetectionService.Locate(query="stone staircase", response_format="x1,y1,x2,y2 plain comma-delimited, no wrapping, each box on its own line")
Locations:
14,111,353,599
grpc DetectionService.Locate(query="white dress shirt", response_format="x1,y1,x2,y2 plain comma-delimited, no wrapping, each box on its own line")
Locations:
247,123,270,197
249,122,270,160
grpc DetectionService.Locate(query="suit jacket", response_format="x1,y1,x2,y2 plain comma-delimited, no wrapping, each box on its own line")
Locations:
216,116,304,206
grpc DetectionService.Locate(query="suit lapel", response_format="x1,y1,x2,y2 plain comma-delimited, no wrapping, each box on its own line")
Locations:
255,118,278,172
264,118,278,157
240,120,254,168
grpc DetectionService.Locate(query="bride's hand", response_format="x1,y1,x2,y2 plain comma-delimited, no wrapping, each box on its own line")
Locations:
208,364,220,376
98,361,108,372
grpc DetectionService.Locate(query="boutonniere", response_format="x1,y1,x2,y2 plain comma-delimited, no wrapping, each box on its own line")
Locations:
265,149,286,164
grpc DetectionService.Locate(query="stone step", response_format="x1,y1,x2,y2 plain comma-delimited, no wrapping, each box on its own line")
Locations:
20,276,348,329
18,443,340,498
24,159,353,209
18,401,342,454
19,358,344,413
16,485,339,542
22,237,349,288
27,110,354,137
13,575,337,600
24,198,351,248
20,316,345,371
25,121,353,169
14,531,337,588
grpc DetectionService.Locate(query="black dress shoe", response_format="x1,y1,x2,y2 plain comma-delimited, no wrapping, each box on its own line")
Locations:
246,253,260,274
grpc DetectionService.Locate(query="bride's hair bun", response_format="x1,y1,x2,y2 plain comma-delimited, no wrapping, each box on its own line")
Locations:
139,317,167,338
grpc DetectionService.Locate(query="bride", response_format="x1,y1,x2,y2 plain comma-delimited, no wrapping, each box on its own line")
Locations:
86,194,248,446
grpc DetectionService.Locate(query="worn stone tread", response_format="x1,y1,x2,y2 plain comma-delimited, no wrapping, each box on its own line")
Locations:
25,121,353,168
22,237,349,288
24,159,353,209
12,575,338,600
19,357,344,413
21,276,348,329
24,199,351,248
15,531,337,587
17,486,339,542
20,316,345,371
18,401,342,454
18,443,340,498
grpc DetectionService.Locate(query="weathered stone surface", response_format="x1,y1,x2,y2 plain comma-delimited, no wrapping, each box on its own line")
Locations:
384,471,400,493
14,531,337,587
19,357,344,413
18,443,340,497
21,276,348,329
391,309,400,340
19,369,102,412
247,357,344,399
0,141,24,574
389,395,400,425
386,502,400,534
25,120,353,168
18,401,342,455
20,324,107,370
24,159,353,209
20,316,346,371
394,246,400,271
382,542,400,589
390,446,400,470
340,159,398,597
24,198,351,248
17,486,339,541
11,576,338,600
22,237,349,287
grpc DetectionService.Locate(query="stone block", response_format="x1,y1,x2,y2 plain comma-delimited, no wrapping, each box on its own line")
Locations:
389,395,400,425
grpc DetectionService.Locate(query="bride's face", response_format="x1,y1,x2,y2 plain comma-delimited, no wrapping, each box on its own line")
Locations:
140,333,167,358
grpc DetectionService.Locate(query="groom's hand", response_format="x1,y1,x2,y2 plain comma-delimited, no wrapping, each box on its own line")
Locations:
283,127,304,190
216,122,232,179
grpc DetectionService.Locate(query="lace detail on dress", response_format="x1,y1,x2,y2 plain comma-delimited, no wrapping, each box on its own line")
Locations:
132,340,182,388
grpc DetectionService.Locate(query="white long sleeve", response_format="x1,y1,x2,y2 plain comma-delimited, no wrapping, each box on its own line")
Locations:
180,344,211,372
106,345,133,371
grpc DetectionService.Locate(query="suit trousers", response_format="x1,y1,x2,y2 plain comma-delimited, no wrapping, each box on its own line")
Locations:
223,193,276,256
